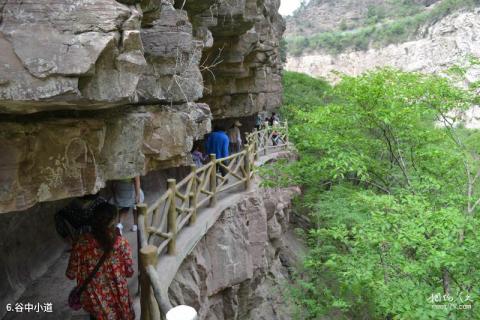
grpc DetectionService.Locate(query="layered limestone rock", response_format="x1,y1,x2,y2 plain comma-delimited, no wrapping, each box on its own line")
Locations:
181,0,286,118
0,0,286,318
0,0,204,113
0,0,209,212
0,0,285,213
286,10,480,84
138,1,204,104
0,0,284,114
0,104,210,213
168,185,301,320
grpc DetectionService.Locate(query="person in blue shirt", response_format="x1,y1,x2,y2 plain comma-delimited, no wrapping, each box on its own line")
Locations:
205,126,229,159
205,126,230,177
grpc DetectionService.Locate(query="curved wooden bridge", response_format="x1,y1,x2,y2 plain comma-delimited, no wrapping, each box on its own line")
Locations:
136,123,290,319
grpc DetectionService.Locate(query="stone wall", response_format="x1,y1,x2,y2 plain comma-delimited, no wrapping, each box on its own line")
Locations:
168,186,301,320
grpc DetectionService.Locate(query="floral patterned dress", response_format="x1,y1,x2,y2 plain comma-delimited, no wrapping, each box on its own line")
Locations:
66,233,135,320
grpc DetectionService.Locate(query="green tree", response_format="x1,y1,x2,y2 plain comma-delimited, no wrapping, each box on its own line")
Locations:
275,70,480,319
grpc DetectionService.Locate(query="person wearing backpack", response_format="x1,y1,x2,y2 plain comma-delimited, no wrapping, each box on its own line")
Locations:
66,202,135,320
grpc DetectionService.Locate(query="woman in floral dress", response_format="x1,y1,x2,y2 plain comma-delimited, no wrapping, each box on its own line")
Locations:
66,202,135,320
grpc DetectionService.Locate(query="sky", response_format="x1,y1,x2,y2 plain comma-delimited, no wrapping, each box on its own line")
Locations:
279,0,303,16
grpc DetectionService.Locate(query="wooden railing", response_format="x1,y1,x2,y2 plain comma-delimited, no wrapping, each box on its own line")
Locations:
137,122,289,319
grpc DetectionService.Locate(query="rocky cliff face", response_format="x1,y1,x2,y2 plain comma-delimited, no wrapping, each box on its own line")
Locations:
285,0,440,38
286,0,385,37
0,0,285,315
168,185,302,320
0,104,210,213
0,0,285,213
286,9,480,83
190,0,285,119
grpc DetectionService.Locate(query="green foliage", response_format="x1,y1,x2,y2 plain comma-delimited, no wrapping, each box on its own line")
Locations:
339,19,349,31
286,0,480,55
278,69,480,319
282,71,331,111
279,38,288,64
366,4,387,24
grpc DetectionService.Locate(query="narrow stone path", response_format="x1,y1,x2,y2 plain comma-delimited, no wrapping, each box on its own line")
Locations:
3,150,292,320
3,218,141,320
145,151,295,313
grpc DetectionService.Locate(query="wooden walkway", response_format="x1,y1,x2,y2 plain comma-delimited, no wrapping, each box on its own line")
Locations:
136,123,290,319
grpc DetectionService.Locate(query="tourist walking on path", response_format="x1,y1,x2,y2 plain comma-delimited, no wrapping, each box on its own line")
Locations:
192,144,207,168
268,112,279,126
255,114,263,130
205,126,229,159
66,202,135,320
205,126,230,176
110,176,143,234
227,121,243,153
272,129,282,146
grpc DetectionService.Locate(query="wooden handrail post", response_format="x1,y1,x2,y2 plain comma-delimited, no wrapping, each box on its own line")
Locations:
254,131,260,161
263,122,268,155
167,179,177,255
189,164,197,225
244,144,251,190
209,154,217,207
136,203,147,297
137,204,147,247
140,245,160,320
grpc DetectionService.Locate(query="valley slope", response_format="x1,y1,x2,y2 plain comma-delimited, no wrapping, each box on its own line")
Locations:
285,0,480,83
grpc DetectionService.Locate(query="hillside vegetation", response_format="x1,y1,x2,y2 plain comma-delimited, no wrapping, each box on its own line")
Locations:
270,71,480,319
286,0,480,56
